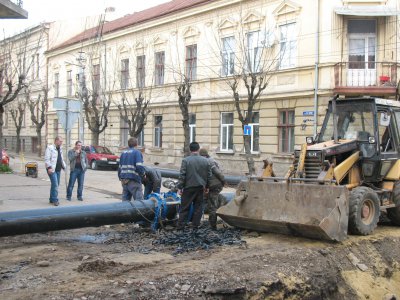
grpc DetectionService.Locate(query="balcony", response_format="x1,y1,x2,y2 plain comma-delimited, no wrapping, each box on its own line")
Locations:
334,62,399,96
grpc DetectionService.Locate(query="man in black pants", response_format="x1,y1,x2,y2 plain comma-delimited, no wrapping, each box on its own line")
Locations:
177,142,212,230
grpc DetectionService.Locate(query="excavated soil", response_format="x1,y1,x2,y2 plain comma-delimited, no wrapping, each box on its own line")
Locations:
1,222,400,300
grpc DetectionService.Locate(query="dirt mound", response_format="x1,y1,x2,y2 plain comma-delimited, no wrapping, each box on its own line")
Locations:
77,258,122,273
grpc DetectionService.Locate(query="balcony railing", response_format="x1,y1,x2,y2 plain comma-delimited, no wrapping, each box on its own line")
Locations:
334,62,399,96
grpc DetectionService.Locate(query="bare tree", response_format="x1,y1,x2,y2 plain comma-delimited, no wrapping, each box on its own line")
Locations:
27,87,48,157
9,101,26,153
0,25,47,151
80,76,111,146
217,26,279,174
168,34,194,157
117,92,151,139
177,77,192,156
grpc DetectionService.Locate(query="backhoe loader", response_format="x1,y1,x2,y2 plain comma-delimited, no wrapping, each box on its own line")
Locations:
217,96,400,241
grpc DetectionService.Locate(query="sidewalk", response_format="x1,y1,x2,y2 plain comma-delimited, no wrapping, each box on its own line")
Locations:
0,172,121,212
1,151,122,212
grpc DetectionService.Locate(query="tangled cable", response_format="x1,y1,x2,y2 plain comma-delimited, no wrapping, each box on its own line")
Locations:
153,223,246,255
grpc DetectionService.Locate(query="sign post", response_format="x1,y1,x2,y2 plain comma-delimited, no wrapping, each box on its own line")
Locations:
53,97,81,187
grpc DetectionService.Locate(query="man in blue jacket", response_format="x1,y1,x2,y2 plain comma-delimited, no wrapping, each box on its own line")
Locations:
118,137,145,201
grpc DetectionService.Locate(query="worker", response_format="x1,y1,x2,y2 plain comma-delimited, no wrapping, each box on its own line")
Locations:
199,148,226,230
142,166,162,198
118,137,145,201
176,142,212,230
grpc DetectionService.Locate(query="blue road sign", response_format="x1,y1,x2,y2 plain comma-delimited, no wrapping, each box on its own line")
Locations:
303,111,314,116
244,125,252,136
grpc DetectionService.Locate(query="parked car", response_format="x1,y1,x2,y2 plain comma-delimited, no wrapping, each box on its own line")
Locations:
83,145,119,170
1,149,9,166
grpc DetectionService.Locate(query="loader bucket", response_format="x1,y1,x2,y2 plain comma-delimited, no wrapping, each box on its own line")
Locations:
217,180,349,242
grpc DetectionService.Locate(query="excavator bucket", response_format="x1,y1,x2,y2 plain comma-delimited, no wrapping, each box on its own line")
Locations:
217,180,349,242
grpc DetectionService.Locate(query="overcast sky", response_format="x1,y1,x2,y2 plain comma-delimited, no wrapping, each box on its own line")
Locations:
0,0,170,36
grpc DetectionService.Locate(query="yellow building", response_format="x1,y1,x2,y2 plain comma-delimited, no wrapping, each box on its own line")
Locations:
44,0,400,174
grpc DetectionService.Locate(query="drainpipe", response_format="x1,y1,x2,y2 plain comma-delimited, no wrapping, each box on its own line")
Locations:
313,0,320,136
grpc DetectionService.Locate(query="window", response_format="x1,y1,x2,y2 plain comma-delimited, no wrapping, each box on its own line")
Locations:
247,31,262,72
279,23,297,69
53,118,59,139
185,44,197,80
154,115,162,148
278,110,295,152
92,64,100,94
4,110,8,128
137,130,144,147
155,51,165,85
31,55,35,79
121,59,129,89
67,70,72,96
18,57,26,75
54,73,59,97
246,111,260,153
36,54,40,78
189,113,196,142
222,36,235,76
220,112,234,151
120,119,129,147
32,54,39,79
137,55,145,88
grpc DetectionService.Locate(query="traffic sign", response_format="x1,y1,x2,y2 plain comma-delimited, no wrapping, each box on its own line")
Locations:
244,125,252,136
54,97,81,131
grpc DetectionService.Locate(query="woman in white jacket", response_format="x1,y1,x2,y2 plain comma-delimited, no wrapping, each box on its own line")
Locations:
44,136,66,206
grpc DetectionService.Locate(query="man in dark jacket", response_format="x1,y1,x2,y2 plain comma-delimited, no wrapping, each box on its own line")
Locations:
118,137,145,201
143,166,162,198
199,148,225,230
177,142,212,230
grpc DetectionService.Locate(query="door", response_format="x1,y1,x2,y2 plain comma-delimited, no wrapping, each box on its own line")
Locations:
31,137,38,153
347,20,376,86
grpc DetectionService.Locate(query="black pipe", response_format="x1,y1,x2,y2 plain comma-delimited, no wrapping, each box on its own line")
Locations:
0,200,177,237
156,168,246,186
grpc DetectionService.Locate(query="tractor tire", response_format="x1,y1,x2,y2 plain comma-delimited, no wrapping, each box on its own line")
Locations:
91,160,98,170
348,187,380,235
387,181,400,225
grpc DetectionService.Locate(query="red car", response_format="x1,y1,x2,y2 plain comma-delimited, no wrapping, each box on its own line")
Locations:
83,145,119,170
1,149,9,166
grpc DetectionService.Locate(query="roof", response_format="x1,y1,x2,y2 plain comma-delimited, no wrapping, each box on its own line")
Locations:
50,0,214,52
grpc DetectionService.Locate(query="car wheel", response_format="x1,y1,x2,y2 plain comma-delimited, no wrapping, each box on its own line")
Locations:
91,160,98,170
348,186,380,235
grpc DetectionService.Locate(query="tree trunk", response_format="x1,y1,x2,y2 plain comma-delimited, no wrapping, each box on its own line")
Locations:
0,109,3,151
243,134,255,175
37,129,42,157
16,129,21,154
92,132,100,146
182,121,190,156
0,109,3,165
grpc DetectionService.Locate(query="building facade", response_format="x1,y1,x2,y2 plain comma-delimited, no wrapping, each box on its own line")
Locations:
0,23,50,154
28,0,400,173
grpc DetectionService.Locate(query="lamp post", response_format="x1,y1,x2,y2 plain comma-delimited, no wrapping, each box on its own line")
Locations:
76,51,86,144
